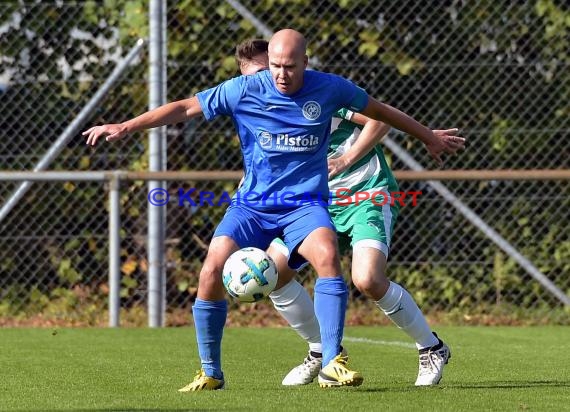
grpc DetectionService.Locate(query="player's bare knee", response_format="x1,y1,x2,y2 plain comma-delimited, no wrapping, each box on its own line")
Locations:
353,274,388,299
310,243,341,274
199,263,224,291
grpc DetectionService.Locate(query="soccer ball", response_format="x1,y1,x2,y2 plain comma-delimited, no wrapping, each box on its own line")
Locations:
222,247,278,303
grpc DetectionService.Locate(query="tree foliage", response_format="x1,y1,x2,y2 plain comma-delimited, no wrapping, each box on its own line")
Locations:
0,1,568,319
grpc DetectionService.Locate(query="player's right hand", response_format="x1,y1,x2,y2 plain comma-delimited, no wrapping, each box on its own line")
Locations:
328,156,350,179
83,123,128,146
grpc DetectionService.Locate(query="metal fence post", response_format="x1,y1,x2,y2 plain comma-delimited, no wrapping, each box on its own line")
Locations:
148,0,167,327
108,173,122,327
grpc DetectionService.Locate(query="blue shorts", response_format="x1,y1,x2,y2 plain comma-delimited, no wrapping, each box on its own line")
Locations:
213,203,335,269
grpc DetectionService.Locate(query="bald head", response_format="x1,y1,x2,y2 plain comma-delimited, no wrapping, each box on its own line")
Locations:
267,29,308,94
268,29,307,57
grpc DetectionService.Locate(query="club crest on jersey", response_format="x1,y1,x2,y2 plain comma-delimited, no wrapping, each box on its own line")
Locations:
259,131,272,148
302,101,321,120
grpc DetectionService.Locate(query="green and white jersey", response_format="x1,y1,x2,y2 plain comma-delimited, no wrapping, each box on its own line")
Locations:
270,109,401,258
328,108,399,210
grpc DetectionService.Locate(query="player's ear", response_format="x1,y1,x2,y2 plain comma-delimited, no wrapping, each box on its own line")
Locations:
303,54,308,68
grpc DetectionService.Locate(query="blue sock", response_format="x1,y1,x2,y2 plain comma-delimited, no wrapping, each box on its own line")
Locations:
314,276,348,366
192,299,227,379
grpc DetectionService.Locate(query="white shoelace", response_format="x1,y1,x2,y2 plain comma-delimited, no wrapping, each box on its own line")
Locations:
296,356,321,372
418,349,445,375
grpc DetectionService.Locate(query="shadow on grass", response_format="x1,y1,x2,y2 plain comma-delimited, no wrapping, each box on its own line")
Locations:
356,380,570,393
446,380,570,389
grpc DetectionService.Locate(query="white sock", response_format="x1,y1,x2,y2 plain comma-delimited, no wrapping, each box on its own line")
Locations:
375,281,438,350
269,280,322,354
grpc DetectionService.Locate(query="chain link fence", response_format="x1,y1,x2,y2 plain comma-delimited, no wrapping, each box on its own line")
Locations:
1,1,569,325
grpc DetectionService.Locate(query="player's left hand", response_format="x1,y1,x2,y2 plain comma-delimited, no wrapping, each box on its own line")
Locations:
328,156,350,178
426,128,465,166
434,128,465,152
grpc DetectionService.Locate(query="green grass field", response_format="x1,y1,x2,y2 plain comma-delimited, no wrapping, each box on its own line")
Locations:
2,326,569,411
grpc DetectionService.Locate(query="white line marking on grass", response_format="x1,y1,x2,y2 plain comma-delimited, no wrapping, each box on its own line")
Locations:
344,336,416,349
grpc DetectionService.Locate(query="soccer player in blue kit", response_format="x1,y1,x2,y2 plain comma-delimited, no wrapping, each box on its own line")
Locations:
84,29,465,391
236,39,456,387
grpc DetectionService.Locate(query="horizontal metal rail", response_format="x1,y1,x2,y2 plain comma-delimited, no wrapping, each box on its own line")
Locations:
1,169,569,182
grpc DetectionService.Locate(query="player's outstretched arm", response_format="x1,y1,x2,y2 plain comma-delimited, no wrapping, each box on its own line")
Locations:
83,96,203,146
328,113,390,178
360,96,465,166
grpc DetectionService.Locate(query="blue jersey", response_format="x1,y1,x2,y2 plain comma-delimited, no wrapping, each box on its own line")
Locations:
196,70,368,211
